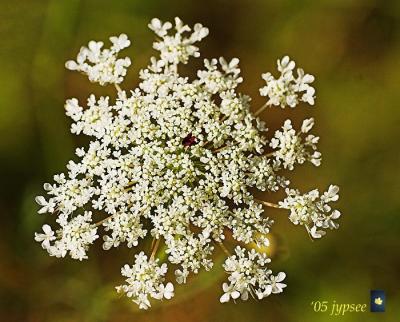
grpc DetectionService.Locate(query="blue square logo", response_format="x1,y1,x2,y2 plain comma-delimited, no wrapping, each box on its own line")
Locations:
370,290,385,312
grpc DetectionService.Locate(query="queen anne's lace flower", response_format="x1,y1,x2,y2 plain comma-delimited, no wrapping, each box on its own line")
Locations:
47,211,99,260
271,118,321,170
150,17,209,66
220,247,286,303
279,185,341,239
116,252,174,309
34,17,342,309
102,210,147,250
65,34,131,86
259,56,315,108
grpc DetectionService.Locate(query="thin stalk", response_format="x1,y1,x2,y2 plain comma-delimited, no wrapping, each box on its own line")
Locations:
263,151,275,157
94,214,114,227
150,237,156,251
217,241,231,256
253,102,269,116
254,198,280,208
150,238,161,260
114,84,122,93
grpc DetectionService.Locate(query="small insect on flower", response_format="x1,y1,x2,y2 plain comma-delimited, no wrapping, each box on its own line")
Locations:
182,133,197,147
34,17,341,309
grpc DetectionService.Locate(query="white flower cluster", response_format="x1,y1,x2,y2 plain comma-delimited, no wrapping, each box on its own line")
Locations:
279,185,341,239
220,247,286,303
116,252,174,309
149,17,209,65
65,34,131,85
260,56,315,108
35,211,98,260
270,118,321,170
34,17,342,309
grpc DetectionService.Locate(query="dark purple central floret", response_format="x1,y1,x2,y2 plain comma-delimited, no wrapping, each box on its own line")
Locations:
182,133,197,147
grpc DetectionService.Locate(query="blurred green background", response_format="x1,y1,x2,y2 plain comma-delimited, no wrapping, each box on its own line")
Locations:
0,0,399,321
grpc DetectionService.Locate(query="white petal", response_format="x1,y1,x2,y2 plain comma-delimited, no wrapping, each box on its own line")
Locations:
331,210,341,219
35,196,46,206
276,272,286,282
165,282,174,293
34,232,45,242
263,284,272,296
65,60,78,70
328,185,340,196
42,224,53,235
303,74,315,83
165,291,174,300
301,118,314,133
150,18,161,29
220,293,230,303
230,58,239,67
231,291,240,300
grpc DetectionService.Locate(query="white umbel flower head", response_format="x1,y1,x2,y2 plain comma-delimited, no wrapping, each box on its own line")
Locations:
34,17,342,309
